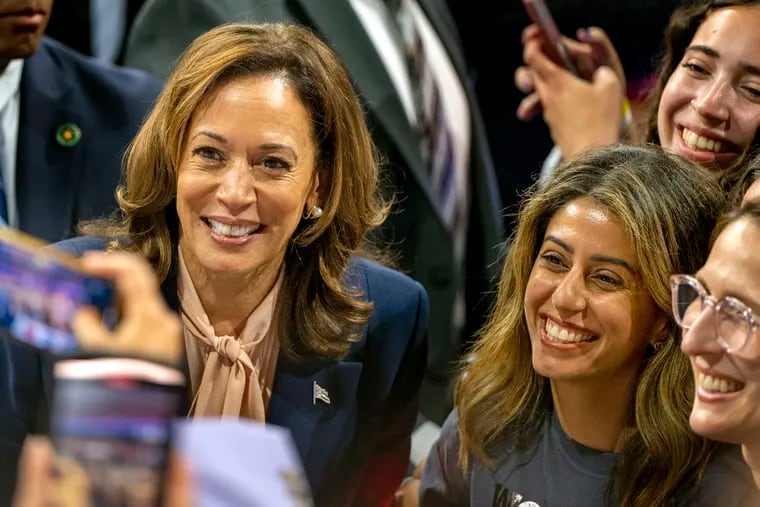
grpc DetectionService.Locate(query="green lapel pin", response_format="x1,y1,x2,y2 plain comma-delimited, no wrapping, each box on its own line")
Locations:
55,123,82,147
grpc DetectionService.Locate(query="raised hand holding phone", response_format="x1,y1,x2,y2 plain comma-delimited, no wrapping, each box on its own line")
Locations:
72,251,182,365
0,229,117,356
524,35,624,160
50,252,185,507
516,1,630,161
13,436,192,507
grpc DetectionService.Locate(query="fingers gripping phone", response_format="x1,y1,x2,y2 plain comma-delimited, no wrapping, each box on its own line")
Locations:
522,0,632,172
522,0,579,75
0,228,116,355
51,358,185,507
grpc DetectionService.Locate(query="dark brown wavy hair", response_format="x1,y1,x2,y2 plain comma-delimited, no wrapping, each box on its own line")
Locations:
456,145,728,506
84,23,390,362
644,0,760,190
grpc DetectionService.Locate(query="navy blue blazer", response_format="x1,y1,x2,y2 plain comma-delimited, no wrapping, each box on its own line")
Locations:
0,237,429,507
16,37,162,242
126,1,505,424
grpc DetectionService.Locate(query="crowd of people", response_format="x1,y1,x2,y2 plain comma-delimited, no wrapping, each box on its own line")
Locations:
1,0,760,506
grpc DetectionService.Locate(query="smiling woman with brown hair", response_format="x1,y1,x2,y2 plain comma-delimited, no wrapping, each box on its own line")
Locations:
677,197,760,492
0,22,428,506
419,145,759,506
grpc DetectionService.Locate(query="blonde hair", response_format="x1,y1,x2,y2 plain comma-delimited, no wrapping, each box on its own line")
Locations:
456,145,728,505
84,23,390,362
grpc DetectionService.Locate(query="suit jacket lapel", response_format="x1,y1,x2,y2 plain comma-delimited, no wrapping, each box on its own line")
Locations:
17,40,84,242
266,258,368,492
291,0,443,223
267,358,363,491
160,263,366,490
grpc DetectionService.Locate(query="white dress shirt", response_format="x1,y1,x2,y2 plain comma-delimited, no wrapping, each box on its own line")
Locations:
0,59,24,228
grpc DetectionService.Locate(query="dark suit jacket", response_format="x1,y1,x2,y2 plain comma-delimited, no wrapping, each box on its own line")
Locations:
0,236,429,507
45,0,147,64
17,37,162,242
124,0,504,423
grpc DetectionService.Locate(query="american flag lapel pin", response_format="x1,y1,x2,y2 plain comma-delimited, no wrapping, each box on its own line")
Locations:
313,381,331,405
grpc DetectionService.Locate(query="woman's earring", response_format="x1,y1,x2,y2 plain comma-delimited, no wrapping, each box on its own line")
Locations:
304,205,323,219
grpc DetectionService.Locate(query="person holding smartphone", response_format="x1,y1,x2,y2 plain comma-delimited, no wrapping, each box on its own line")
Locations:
517,0,760,196
14,435,192,507
10,251,190,507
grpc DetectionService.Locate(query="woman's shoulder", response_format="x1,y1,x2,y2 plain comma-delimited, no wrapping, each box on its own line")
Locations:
49,236,110,257
349,257,429,334
348,257,428,305
346,257,428,361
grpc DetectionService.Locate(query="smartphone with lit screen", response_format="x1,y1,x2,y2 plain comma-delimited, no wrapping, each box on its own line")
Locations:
50,358,185,507
0,228,116,356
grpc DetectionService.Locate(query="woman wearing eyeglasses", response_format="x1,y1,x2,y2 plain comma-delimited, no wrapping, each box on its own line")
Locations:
675,198,760,490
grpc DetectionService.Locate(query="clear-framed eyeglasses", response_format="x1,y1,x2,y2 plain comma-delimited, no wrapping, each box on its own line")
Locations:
670,274,760,354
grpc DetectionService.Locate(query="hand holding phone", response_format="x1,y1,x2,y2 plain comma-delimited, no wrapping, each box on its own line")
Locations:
517,2,632,155
13,437,193,507
72,251,183,366
0,228,116,356
0,230,181,365
50,357,185,507
522,0,579,75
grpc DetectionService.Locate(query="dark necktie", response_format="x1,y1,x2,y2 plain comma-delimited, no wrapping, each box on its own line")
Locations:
391,0,458,228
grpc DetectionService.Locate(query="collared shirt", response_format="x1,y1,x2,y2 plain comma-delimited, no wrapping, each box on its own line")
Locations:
348,0,419,124
0,59,24,228
403,0,470,259
348,0,471,253
348,0,471,336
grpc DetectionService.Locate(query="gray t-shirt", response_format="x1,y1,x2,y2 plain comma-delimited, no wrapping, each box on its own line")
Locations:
419,410,760,507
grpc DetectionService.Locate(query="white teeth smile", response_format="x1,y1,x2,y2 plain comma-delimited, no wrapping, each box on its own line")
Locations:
545,320,593,344
698,372,743,394
682,128,724,153
206,218,260,238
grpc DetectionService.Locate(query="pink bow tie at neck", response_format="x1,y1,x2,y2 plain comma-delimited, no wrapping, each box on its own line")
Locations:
176,247,281,422
189,332,266,419
214,334,243,363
